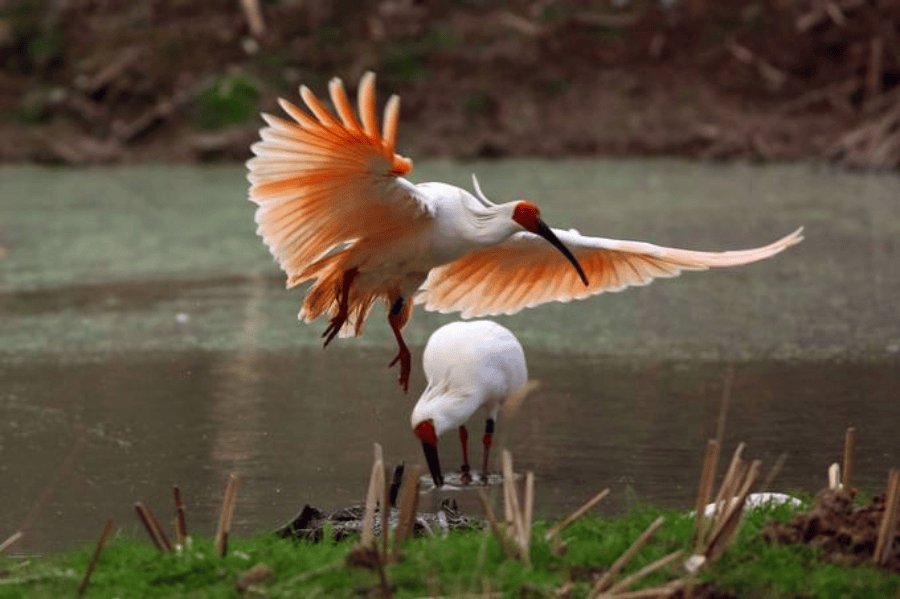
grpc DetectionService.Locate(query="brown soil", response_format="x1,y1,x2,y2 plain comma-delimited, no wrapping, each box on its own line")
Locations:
763,487,900,572
1,0,899,167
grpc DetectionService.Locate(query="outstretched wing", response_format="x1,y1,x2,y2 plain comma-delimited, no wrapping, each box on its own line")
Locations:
417,227,804,318
247,72,430,287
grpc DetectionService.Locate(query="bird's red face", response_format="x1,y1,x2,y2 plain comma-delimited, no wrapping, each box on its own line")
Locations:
512,201,542,233
512,201,590,286
413,420,443,487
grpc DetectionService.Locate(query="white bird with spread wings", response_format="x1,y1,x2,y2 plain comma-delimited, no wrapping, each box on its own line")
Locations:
247,72,803,392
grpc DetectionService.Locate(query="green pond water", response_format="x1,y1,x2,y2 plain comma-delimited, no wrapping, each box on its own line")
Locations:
0,159,898,553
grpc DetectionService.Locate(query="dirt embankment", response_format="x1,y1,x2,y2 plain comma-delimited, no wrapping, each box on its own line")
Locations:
1,0,898,168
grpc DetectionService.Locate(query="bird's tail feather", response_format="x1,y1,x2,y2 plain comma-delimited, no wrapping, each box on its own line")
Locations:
298,255,379,338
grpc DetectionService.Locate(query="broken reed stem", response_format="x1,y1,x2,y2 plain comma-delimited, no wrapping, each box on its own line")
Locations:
393,465,420,556
692,439,720,551
828,463,841,490
502,450,524,541
0,531,23,555
713,443,746,518
78,517,114,597
501,380,540,422
501,450,531,564
715,364,735,445
361,458,385,548
173,485,188,548
705,460,761,563
524,471,534,552
606,549,684,595
588,516,665,598
134,502,170,552
842,427,855,489
371,542,394,599
760,452,787,493
476,489,518,561
546,488,611,541
214,474,240,557
874,469,900,565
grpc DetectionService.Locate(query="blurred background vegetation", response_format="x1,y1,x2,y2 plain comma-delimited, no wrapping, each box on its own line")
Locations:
0,0,898,168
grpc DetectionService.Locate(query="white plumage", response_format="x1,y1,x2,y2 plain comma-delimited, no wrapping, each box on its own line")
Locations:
410,320,528,486
247,71,803,392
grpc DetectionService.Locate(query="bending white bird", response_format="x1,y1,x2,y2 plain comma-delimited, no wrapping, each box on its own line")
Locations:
247,72,803,392
410,320,527,487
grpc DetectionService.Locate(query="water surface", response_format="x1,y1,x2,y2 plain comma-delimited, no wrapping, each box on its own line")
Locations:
1,160,898,552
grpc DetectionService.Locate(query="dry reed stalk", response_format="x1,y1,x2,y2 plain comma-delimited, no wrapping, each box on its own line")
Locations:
545,488,611,541
173,485,188,548
501,380,540,421
828,463,841,490
239,0,266,37
501,450,532,563
692,440,720,550
476,489,518,560
523,471,534,551
759,452,787,492
705,460,761,562
361,458,385,548
214,474,240,557
0,531,23,555
874,469,900,565
78,517,114,597
605,549,683,595
842,427,855,489
134,503,169,552
144,503,172,552
715,365,735,444
393,465,420,555
712,443,746,515
502,450,525,542
371,541,394,599
588,516,665,598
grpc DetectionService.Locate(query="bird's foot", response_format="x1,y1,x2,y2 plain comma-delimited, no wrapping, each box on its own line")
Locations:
460,465,472,485
389,346,411,392
322,312,348,347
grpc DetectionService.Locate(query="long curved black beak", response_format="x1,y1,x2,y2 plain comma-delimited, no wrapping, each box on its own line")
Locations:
535,219,589,286
421,442,444,487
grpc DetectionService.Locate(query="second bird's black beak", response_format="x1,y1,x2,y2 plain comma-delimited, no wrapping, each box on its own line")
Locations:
534,219,589,286
421,441,444,487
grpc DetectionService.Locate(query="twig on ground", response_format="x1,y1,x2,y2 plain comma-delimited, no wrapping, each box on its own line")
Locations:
78,517,114,597
134,502,171,552
842,427,856,489
588,516,665,598
173,485,188,548
545,488,611,542
874,469,900,565
214,474,240,557
0,531,23,555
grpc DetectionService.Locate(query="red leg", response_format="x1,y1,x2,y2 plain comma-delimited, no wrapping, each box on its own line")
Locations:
387,296,412,392
459,426,472,484
388,312,411,392
322,268,358,347
481,418,495,481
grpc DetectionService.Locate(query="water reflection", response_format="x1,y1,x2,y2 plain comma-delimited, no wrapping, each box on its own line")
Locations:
1,348,897,553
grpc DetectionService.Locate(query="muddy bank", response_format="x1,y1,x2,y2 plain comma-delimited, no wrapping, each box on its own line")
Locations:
1,0,898,168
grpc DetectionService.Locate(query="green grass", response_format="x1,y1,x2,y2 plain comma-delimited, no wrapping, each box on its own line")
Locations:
3,501,900,598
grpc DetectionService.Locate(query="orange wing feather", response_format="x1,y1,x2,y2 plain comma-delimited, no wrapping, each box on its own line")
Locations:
418,227,804,318
248,72,419,288
248,72,424,337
